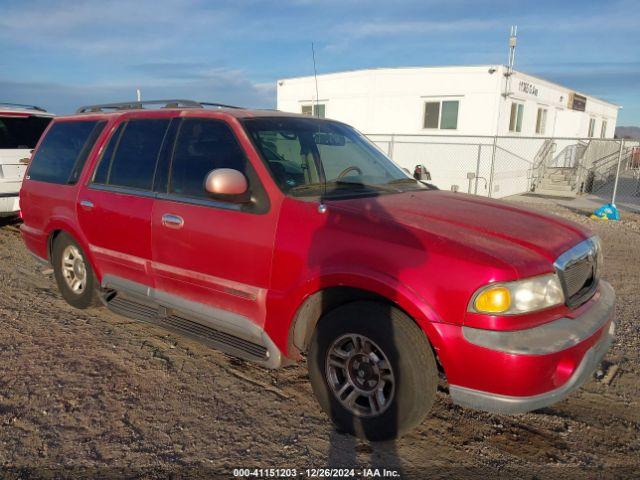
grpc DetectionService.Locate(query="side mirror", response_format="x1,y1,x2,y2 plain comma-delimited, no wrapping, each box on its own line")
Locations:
204,168,250,203
413,164,432,181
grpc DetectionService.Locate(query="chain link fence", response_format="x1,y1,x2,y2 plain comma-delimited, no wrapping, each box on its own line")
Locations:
367,133,640,210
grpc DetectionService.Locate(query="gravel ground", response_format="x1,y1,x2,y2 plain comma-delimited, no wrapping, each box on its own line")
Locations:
0,198,638,479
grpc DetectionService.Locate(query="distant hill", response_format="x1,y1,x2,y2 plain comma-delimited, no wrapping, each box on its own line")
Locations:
615,126,640,139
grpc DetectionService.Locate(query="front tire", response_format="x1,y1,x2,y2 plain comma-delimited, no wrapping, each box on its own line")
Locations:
52,233,100,309
308,301,438,441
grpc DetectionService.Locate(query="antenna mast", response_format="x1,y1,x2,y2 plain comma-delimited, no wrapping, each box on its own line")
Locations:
311,42,320,117
503,25,517,97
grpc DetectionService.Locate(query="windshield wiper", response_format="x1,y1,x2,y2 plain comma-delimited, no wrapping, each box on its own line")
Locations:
289,180,398,195
386,177,436,190
387,177,419,185
335,180,399,193
289,182,325,193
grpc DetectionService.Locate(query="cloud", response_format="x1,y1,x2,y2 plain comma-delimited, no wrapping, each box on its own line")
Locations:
0,67,275,115
338,18,500,39
0,0,231,55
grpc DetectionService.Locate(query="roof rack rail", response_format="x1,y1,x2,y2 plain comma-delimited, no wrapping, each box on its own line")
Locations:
76,99,242,113
0,102,47,112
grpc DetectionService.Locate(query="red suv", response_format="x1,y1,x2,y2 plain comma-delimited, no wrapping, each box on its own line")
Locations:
20,100,615,440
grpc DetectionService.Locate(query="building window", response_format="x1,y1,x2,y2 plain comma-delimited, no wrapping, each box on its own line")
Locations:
301,104,325,118
423,102,440,128
509,102,524,133
535,107,547,135
600,120,607,138
423,100,459,130
588,118,596,137
440,101,459,129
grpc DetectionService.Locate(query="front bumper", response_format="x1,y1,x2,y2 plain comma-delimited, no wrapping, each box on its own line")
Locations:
448,281,615,414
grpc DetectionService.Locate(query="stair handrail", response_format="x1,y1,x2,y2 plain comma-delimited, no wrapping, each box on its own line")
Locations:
531,138,555,191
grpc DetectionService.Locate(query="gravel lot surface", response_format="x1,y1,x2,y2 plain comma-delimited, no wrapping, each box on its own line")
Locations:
0,197,638,479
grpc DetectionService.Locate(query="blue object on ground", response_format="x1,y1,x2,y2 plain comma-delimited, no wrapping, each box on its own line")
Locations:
593,203,620,221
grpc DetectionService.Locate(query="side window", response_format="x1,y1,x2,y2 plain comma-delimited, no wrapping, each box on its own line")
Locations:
107,119,170,190
423,100,459,130
28,120,105,184
93,122,125,184
535,107,548,135
600,120,608,138
509,102,524,133
588,118,596,138
423,102,440,129
440,101,459,129
169,119,248,198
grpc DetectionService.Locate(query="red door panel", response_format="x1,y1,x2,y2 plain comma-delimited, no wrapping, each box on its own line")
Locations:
77,189,154,286
151,199,276,326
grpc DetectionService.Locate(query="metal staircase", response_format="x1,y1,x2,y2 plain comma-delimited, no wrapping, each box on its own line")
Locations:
533,167,577,197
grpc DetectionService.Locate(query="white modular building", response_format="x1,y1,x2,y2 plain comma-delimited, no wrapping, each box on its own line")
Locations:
276,65,619,139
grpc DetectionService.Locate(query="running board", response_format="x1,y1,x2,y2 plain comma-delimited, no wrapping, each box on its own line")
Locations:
101,275,283,368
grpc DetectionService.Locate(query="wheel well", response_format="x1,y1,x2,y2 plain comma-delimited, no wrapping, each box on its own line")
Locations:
288,286,398,357
288,286,446,378
47,229,63,260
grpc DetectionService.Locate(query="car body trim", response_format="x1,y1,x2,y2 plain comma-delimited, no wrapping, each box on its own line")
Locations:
89,244,148,266
101,274,283,368
450,320,614,414
88,183,157,198
462,280,614,355
151,261,261,301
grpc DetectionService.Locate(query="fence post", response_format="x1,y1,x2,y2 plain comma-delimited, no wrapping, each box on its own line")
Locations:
474,144,481,195
611,138,625,205
488,136,498,198
388,134,395,159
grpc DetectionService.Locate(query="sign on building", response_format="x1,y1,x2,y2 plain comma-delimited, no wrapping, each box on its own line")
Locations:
568,93,587,112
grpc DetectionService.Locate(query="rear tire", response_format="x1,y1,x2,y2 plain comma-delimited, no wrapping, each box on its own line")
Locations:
52,233,100,309
308,301,438,441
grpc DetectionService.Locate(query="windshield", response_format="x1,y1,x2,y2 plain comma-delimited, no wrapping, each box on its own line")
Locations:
243,117,430,198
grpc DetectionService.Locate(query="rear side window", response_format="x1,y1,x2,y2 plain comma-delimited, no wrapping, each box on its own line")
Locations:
93,119,170,190
27,120,105,184
0,115,52,149
92,123,124,184
169,118,247,198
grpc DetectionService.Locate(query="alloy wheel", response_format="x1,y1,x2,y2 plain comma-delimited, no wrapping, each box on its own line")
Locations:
61,245,87,294
325,333,395,417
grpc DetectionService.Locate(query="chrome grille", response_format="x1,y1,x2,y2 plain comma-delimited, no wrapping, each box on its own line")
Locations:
554,237,600,308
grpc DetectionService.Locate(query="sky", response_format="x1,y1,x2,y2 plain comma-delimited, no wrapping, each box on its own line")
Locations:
1,0,639,126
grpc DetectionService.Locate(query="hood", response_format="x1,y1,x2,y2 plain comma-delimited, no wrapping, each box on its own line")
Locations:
328,190,591,277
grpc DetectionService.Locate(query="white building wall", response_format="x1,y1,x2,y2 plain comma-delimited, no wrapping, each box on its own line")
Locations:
277,66,503,136
497,69,619,138
277,66,619,138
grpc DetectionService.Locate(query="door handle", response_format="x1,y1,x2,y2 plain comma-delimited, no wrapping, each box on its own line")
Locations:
161,214,184,229
79,200,94,210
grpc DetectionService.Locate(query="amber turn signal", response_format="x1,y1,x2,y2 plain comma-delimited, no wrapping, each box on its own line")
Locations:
474,286,511,314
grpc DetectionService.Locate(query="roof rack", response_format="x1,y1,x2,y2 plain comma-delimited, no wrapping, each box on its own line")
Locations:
75,99,242,113
0,102,47,112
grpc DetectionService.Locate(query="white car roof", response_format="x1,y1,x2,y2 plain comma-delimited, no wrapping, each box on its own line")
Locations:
0,103,54,117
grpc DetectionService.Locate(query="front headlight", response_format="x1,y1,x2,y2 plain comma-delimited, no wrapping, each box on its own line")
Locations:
469,273,565,315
